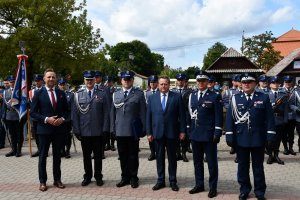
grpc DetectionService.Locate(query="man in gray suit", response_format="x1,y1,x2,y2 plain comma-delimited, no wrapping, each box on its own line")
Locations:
111,71,146,189
2,75,24,157
72,70,110,187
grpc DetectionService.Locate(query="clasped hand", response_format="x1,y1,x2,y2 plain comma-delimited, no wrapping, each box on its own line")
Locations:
47,116,64,126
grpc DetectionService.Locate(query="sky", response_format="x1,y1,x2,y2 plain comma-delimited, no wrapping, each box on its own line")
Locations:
82,0,300,69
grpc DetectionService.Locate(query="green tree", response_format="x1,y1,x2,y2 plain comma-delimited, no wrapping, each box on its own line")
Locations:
108,40,164,76
202,42,228,70
184,66,200,79
0,0,103,83
243,31,283,70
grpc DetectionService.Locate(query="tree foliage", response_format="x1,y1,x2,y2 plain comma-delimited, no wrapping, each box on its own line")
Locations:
0,0,103,83
107,40,164,77
202,42,228,70
242,31,283,71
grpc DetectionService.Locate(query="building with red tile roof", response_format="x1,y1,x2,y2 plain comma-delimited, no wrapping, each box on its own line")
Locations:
272,28,300,57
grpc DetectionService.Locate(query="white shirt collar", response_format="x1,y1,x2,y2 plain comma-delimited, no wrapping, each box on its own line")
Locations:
161,91,169,97
198,88,208,96
123,87,132,94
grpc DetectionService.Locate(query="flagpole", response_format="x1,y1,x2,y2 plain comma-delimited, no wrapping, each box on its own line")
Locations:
19,41,32,157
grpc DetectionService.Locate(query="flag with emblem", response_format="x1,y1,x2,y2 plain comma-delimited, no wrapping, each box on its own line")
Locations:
11,55,28,120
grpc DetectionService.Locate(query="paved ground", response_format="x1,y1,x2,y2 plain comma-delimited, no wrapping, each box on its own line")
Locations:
0,136,299,200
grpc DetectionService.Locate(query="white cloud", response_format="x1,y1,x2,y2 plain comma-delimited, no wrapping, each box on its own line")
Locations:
83,0,298,68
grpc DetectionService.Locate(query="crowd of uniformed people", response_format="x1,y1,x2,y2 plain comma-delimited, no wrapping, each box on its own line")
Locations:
0,68,300,200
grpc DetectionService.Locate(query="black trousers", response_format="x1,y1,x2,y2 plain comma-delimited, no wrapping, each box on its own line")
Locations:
274,124,285,151
116,136,139,181
38,133,65,183
81,136,103,180
62,122,72,151
282,119,296,147
0,123,6,147
236,146,266,197
154,137,177,184
6,120,23,151
295,122,300,148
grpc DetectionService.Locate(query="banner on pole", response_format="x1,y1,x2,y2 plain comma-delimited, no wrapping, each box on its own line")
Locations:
11,55,28,120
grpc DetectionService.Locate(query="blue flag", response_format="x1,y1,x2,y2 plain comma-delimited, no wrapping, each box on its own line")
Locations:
11,55,28,120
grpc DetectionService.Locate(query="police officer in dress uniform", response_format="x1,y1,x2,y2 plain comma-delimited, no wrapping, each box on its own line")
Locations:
94,70,110,159
144,75,159,161
223,74,242,161
57,78,74,159
171,73,192,162
72,70,110,187
225,73,275,200
103,75,116,152
289,81,300,153
2,75,24,157
110,71,146,189
256,75,270,94
281,75,297,155
0,81,7,149
29,74,44,157
188,71,223,198
266,76,288,165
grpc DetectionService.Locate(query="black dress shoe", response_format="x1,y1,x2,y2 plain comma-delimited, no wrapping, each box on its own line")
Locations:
116,180,130,187
148,154,155,161
189,186,204,194
110,145,116,151
182,154,189,162
289,148,296,155
81,179,91,186
39,183,48,192
96,179,104,186
239,193,248,200
5,150,16,157
53,181,65,189
170,183,179,191
31,151,39,157
256,196,266,200
176,154,183,161
283,149,289,155
130,179,139,188
208,189,217,198
152,182,165,190
15,152,22,157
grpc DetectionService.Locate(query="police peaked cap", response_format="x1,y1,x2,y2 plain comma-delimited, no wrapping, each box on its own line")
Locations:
195,70,210,80
83,70,95,79
120,71,135,80
33,74,43,81
269,76,281,83
258,75,269,82
283,75,293,82
57,78,67,85
148,75,158,82
240,73,257,82
175,73,187,80
94,71,103,77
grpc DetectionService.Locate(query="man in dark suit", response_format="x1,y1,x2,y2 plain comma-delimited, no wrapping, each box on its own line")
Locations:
146,75,186,192
226,73,275,200
30,68,68,192
72,71,109,187
188,71,223,198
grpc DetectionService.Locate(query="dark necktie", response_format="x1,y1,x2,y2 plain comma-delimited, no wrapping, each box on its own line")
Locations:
179,89,182,94
199,92,203,100
274,92,278,99
88,90,92,98
152,90,155,94
124,91,128,98
247,94,251,104
50,88,57,111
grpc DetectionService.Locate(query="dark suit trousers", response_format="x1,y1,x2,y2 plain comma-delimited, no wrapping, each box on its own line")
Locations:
236,146,266,197
191,141,218,190
38,133,64,183
154,137,177,184
81,136,103,180
116,136,139,181
31,120,39,148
